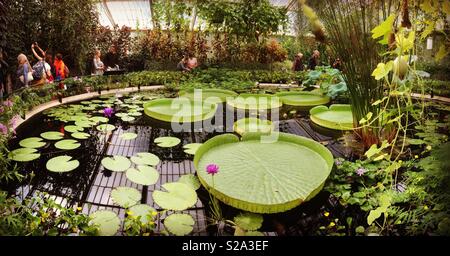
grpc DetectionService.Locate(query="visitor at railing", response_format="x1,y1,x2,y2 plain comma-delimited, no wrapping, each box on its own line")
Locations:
92,49,105,76
54,53,69,89
15,53,33,90
308,50,320,70
104,45,120,71
31,43,53,85
292,53,304,72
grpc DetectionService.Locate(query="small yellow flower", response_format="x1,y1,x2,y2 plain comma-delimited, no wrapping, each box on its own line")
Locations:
328,222,336,227
143,232,150,236
398,160,403,164
324,212,330,217
151,211,158,216
127,211,134,216
77,207,82,211
414,155,418,159
149,221,155,225
426,145,432,151
424,205,429,210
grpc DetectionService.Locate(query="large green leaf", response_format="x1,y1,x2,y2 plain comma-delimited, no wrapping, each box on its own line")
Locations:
128,204,156,224
164,214,195,236
75,120,96,128
101,156,131,172
19,137,46,148
152,182,197,211
193,132,334,213
226,93,282,111
275,91,330,107
130,152,160,166
126,165,159,186
41,131,64,140
110,187,141,208
8,148,40,162
64,125,84,133
177,174,201,190
54,139,81,150
309,104,354,131
371,14,395,40
89,210,120,236
179,88,238,103
143,98,218,123
46,155,79,173
71,132,91,140
233,118,274,135
183,143,203,155
154,137,181,148
234,212,263,231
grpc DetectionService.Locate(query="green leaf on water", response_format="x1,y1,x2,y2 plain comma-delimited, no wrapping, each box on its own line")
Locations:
130,152,160,166
71,132,91,140
19,137,46,148
101,156,131,172
46,155,79,173
121,116,135,122
110,187,141,208
154,137,181,148
64,125,84,133
126,165,159,186
234,212,263,231
8,148,41,162
164,214,195,236
89,210,120,236
96,124,116,133
183,143,203,155
152,182,197,211
128,204,156,224
177,174,201,190
41,131,64,140
55,139,81,150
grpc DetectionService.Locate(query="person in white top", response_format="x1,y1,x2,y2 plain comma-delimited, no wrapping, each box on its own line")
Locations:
93,49,105,76
31,43,53,85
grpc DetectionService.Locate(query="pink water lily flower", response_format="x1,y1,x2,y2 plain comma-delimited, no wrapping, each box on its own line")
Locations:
206,164,219,176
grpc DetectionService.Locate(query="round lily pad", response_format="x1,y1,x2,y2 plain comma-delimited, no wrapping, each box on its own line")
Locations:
8,148,40,162
194,132,334,213
128,204,156,224
46,155,80,173
164,214,195,236
128,112,142,117
275,91,330,107
101,156,131,172
234,212,263,231
227,94,282,111
126,165,159,186
233,118,274,135
179,88,238,104
55,139,81,150
183,143,203,155
152,182,197,211
90,116,109,123
19,137,46,148
177,174,201,190
110,187,141,208
115,113,128,118
96,124,116,132
71,132,91,140
41,131,64,140
143,98,218,123
130,152,160,166
75,120,96,128
119,132,138,140
89,210,121,236
64,125,84,133
154,136,181,148
309,104,353,131
121,116,135,122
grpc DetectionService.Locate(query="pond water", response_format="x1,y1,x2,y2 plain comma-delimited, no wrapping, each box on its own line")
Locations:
4,92,353,236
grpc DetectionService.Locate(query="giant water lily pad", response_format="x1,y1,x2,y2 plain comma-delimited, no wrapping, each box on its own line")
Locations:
143,98,218,123
41,131,64,140
177,174,201,190
193,132,334,213
154,137,181,148
227,94,282,111
183,143,203,155
8,148,40,162
233,118,274,135
110,187,141,208
275,91,330,107
164,214,195,236
152,182,197,211
119,132,138,140
101,156,131,172
130,152,160,166
128,204,156,224
89,210,121,236
179,88,238,104
126,165,159,186
46,155,80,173
55,139,81,150
19,137,46,148
310,104,353,131
71,132,90,140
96,124,116,132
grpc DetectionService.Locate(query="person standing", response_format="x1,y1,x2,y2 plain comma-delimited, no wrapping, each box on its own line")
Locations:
54,53,68,81
308,50,320,70
292,53,304,71
31,43,53,84
15,54,33,90
93,49,105,75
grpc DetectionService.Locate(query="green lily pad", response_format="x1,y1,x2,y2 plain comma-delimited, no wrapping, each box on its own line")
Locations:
115,113,128,118
234,212,263,231
152,182,197,211
89,210,121,236
19,137,46,148
46,155,80,173
275,91,330,107
90,116,109,123
143,98,218,123
110,187,141,208
233,118,274,135
154,137,181,148
309,104,354,131
194,132,334,213
101,156,131,172
126,165,159,186
8,148,40,162
128,204,156,224
179,88,238,104
41,131,64,140
75,120,96,128
177,174,201,190
121,116,135,122
64,125,84,133
128,112,142,117
96,124,116,132
119,132,138,140
183,143,203,155
130,152,160,166
82,105,96,111
55,139,81,150
227,94,282,111
71,132,91,140
164,214,195,236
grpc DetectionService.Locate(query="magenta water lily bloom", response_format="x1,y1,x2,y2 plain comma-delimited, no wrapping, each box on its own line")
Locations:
103,107,114,118
206,164,219,175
